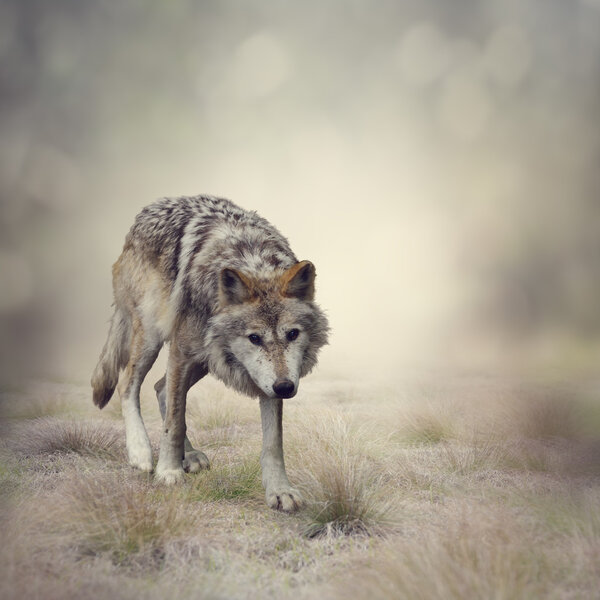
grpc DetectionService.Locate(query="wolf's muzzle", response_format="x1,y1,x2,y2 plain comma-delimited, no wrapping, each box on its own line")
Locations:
273,379,296,398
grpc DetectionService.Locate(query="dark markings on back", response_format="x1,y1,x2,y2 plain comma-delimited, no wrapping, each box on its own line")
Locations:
124,196,297,309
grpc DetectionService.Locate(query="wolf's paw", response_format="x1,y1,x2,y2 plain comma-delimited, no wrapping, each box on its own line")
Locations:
127,445,153,473
183,450,210,473
266,487,304,512
155,467,185,485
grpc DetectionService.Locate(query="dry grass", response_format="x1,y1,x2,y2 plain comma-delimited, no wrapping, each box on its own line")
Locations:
335,506,553,600
0,382,83,419
8,418,124,459
2,374,600,599
54,472,197,565
187,384,256,432
502,388,581,441
185,455,263,502
298,452,389,537
289,416,392,537
396,404,459,445
438,440,507,475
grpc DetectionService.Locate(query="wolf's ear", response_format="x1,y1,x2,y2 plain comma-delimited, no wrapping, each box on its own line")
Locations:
219,268,253,306
281,260,316,301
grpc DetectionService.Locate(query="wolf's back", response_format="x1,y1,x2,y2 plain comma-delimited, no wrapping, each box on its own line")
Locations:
124,195,296,285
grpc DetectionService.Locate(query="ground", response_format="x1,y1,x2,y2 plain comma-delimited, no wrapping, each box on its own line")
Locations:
1,371,600,599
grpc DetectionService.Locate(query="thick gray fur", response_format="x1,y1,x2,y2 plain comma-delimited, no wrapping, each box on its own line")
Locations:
91,195,329,511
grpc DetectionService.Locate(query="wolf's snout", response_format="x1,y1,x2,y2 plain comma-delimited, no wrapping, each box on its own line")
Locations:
273,379,295,398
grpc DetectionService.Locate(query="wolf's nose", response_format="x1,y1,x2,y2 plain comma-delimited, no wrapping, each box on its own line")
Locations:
273,379,295,398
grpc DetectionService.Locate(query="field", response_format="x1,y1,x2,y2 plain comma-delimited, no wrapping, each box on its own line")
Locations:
1,371,600,599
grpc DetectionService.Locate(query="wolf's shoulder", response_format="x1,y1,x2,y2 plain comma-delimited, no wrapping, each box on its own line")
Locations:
126,195,240,244
121,196,237,278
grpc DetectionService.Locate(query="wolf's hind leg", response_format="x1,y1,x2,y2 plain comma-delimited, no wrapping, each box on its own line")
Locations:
154,369,210,473
119,317,161,472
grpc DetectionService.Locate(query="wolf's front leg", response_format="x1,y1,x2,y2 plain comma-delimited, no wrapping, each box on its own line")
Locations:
155,370,210,473
155,346,196,485
259,397,303,512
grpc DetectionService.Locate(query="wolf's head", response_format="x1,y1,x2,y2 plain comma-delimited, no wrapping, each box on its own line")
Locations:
204,261,329,399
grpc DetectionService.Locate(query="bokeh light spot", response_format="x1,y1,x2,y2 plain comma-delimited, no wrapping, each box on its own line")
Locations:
397,22,449,87
227,32,291,100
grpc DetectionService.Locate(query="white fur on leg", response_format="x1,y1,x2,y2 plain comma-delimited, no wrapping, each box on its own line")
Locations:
259,397,302,512
155,467,185,485
156,430,185,484
122,393,153,472
261,453,304,511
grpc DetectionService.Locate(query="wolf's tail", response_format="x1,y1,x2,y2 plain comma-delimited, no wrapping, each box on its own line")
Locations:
91,307,131,409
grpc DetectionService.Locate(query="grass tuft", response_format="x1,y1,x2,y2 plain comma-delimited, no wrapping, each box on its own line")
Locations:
508,390,580,441
300,454,387,538
11,418,124,459
337,509,551,599
440,440,506,475
60,473,194,565
290,416,391,538
398,406,457,445
186,456,262,502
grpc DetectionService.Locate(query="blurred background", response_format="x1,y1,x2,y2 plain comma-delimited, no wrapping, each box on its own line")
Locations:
1,0,599,386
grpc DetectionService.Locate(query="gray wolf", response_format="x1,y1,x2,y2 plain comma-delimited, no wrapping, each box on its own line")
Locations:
91,195,329,511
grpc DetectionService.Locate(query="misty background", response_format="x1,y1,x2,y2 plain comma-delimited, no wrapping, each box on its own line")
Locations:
1,0,599,386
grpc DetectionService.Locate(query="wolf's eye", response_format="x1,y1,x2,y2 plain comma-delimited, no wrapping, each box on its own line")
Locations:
248,334,262,346
286,328,300,342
